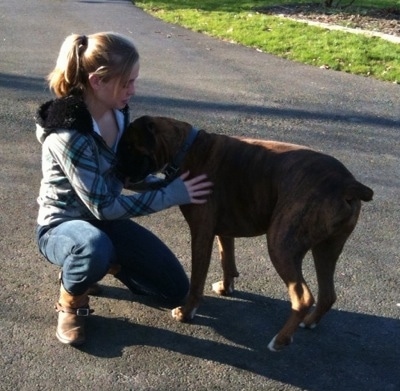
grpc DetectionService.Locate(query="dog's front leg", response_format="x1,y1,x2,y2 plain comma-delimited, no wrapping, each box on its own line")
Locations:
212,235,239,296
172,229,215,322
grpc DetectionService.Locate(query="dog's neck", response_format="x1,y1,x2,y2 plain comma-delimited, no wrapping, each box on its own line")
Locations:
163,126,199,179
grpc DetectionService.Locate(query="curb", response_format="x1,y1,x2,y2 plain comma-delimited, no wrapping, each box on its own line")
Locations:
287,17,400,44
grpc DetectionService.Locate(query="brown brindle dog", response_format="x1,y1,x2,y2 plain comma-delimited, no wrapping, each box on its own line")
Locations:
117,115,373,351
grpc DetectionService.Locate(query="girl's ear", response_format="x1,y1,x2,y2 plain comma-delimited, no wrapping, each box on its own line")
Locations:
88,73,101,90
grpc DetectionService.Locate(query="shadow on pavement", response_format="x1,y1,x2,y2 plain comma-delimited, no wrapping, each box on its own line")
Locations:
0,73,47,93
77,289,399,390
137,95,400,130
1,72,398,131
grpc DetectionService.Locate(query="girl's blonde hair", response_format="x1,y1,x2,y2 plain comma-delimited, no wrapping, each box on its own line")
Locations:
48,32,139,98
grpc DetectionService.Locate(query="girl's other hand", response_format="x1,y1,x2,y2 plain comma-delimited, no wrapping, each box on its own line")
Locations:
180,171,213,204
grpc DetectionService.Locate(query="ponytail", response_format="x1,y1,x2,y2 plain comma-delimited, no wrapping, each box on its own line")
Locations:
48,34,89,97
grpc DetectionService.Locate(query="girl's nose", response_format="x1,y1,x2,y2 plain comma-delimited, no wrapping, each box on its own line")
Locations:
128,84,135,95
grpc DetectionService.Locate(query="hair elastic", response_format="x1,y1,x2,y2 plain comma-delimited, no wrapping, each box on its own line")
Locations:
78,35,88,56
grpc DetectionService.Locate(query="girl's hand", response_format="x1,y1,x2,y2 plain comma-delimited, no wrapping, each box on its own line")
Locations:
180,171,213,204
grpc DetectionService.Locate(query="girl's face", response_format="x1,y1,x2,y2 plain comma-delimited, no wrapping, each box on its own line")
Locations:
92,61,140,110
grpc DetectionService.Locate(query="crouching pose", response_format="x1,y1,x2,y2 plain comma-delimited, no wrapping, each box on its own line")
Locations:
35,32,212,345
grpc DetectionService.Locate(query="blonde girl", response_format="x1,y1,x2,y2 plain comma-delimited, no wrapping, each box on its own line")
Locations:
35,32,212,346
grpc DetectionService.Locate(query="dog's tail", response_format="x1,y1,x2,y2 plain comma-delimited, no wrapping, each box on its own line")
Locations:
344,181,374,202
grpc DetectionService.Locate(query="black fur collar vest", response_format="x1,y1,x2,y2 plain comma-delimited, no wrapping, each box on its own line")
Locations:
36,95,129,134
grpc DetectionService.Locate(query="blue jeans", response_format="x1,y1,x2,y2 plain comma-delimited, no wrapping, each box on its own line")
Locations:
36,219,189,301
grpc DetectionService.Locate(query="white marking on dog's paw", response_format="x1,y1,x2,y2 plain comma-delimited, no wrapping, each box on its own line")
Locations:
212,281,222,293
212,281,233,295
171,306,198,321
268,335,294,352
299,322,317,329
268,335,280,352
171,307,180,319
188,307,198,319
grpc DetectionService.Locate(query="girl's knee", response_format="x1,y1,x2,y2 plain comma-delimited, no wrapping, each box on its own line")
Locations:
64,229,116,291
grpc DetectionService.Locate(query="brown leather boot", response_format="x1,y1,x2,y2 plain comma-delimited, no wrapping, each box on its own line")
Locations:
55,284,92,345
58,271,100,296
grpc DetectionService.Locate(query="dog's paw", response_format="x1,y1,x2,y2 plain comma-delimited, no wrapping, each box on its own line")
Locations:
299,321,317,329
212,280,234,296
171,306,186,322
171,306,197,322
267,335,293,352
299,312,318,329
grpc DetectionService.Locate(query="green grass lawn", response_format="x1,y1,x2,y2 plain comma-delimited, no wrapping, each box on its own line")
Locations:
134,0,400,83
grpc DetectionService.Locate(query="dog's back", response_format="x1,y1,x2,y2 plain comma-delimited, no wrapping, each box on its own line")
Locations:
183,131,373,239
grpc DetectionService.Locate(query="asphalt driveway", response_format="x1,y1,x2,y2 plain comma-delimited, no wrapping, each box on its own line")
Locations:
0,0,399,390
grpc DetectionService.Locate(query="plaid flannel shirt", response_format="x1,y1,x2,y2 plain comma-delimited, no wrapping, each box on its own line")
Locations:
35,96,189,227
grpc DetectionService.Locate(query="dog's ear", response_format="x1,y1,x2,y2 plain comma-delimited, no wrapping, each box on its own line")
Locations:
131,116,157,153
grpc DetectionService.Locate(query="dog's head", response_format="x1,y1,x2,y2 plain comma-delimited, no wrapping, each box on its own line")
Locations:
117,115,193,182
117,116,159,182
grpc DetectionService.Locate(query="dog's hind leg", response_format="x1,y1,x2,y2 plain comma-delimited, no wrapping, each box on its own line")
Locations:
301,196,361,329
266,230,315,351
212,235,239,296
300,233,349,329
